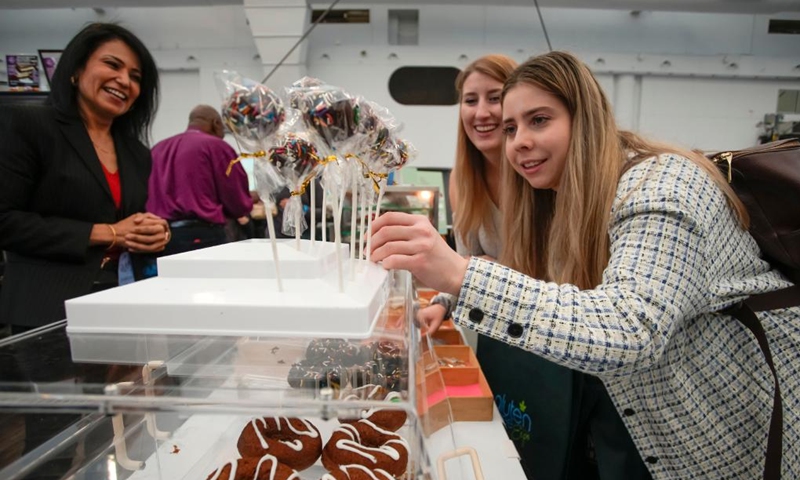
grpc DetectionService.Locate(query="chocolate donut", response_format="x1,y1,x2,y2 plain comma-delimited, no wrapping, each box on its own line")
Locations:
322,420,409,478
206,454,299,480
287,359,346,391
349,360,379,389
287,339,408,394
365,341,407,392
237,417,322,471
321,464,394,480
340,385,407,432
305,338,364,366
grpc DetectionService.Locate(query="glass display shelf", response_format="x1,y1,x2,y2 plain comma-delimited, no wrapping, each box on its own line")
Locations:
0,271,483,480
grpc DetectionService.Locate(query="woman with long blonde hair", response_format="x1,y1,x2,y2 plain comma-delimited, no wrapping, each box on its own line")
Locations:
419,54,575,479
372,51,800,478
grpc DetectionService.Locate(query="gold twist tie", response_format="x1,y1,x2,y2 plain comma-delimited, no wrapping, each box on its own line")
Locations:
226,150,267,177
346,153,388,193
287,154,337,197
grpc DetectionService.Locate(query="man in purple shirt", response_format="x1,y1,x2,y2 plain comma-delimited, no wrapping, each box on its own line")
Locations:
147,105,253,256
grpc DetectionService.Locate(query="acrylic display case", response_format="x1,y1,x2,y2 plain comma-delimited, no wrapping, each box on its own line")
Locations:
0,238,527,480
0,279,503,479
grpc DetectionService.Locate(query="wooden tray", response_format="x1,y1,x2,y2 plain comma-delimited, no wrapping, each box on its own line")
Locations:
417,288,438,308
421,321,465,353
416,345,493,436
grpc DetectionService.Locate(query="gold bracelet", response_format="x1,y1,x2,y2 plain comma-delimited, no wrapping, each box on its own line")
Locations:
106,224,117,251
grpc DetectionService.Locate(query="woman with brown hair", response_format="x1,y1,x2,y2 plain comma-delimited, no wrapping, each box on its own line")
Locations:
371,51,800,478
418,54,575,479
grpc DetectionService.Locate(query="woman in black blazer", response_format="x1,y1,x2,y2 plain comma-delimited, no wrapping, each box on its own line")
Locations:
0,23,170,332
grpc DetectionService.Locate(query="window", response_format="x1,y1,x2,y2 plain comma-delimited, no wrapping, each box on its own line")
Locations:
388,10,419,45
777,89,800,114
311,9,369,24
768,19,800,35
388,66,460,106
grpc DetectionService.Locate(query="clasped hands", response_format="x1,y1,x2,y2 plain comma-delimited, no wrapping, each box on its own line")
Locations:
115,212,171,253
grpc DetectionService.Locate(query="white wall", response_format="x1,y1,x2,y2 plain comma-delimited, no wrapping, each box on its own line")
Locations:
639,76,800,151
303,5,800,166
1,4,799,168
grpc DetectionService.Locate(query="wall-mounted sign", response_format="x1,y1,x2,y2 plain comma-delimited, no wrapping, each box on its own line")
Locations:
6,54,40,91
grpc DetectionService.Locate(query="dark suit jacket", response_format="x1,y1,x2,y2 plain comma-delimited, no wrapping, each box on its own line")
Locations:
0,104,152,327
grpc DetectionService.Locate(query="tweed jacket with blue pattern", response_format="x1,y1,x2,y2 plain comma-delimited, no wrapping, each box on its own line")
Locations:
452,154,800,478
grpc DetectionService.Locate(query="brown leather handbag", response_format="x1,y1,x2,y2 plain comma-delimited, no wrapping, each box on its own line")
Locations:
712,138,800,283
710,138,800,480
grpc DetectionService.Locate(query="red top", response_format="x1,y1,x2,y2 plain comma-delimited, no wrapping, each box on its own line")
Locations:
100,162,122,262
100,162,121,210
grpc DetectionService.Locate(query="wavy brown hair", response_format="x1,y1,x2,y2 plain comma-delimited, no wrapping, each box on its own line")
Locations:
452,54,518,251
499,51,748,289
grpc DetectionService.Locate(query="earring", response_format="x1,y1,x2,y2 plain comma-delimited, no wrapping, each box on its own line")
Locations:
70,75,77,86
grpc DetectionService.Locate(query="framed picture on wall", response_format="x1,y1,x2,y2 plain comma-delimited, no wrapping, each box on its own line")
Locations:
38,49,63,88
6,54,40,90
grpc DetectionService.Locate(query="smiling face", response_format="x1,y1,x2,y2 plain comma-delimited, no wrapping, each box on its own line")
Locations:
460,71,504,161
502,82,572,191
75,39,141,125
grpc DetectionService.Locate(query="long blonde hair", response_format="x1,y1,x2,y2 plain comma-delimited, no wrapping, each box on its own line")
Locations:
453,54,518,251
499,51,748,289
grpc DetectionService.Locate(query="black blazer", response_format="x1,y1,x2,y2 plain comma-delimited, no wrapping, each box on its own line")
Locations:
0,104,152,327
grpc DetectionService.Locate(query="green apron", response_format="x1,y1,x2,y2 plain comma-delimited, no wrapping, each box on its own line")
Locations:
477,335,574,480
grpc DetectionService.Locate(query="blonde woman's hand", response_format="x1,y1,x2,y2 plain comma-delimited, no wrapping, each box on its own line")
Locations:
117,213,170,253
416,304,447,334
370,212,468,296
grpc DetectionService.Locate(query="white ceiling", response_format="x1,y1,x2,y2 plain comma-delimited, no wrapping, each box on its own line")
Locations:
0,0,799,14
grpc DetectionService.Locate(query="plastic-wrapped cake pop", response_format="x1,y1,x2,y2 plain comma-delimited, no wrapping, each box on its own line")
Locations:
288,82,359,151
222,84,284,152
308,91,360,148
216,71,285,154
215,70,288,290
270,135,322,187
268,131,330,239
215,71,290,207
351,99,410,192
358,100,393,154
286,76,326,109
381,137,414,172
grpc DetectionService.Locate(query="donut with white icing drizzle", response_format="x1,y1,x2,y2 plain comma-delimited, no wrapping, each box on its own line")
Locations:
237,417,322,471
340,385,407,432
321,419,409,478
206,454,300,480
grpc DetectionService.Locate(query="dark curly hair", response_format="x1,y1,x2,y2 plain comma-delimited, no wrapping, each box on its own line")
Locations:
48,22,159,144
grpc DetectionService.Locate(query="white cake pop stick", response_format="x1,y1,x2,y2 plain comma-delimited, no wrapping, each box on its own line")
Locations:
334,188,345,292
322,187,327,243
265,202,284,292
349,173,358,280
310,177,316,247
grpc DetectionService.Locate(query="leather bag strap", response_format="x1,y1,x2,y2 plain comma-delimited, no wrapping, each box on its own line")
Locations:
722,285,800,479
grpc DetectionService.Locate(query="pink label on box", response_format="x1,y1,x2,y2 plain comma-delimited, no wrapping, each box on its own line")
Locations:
425,383,485,406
